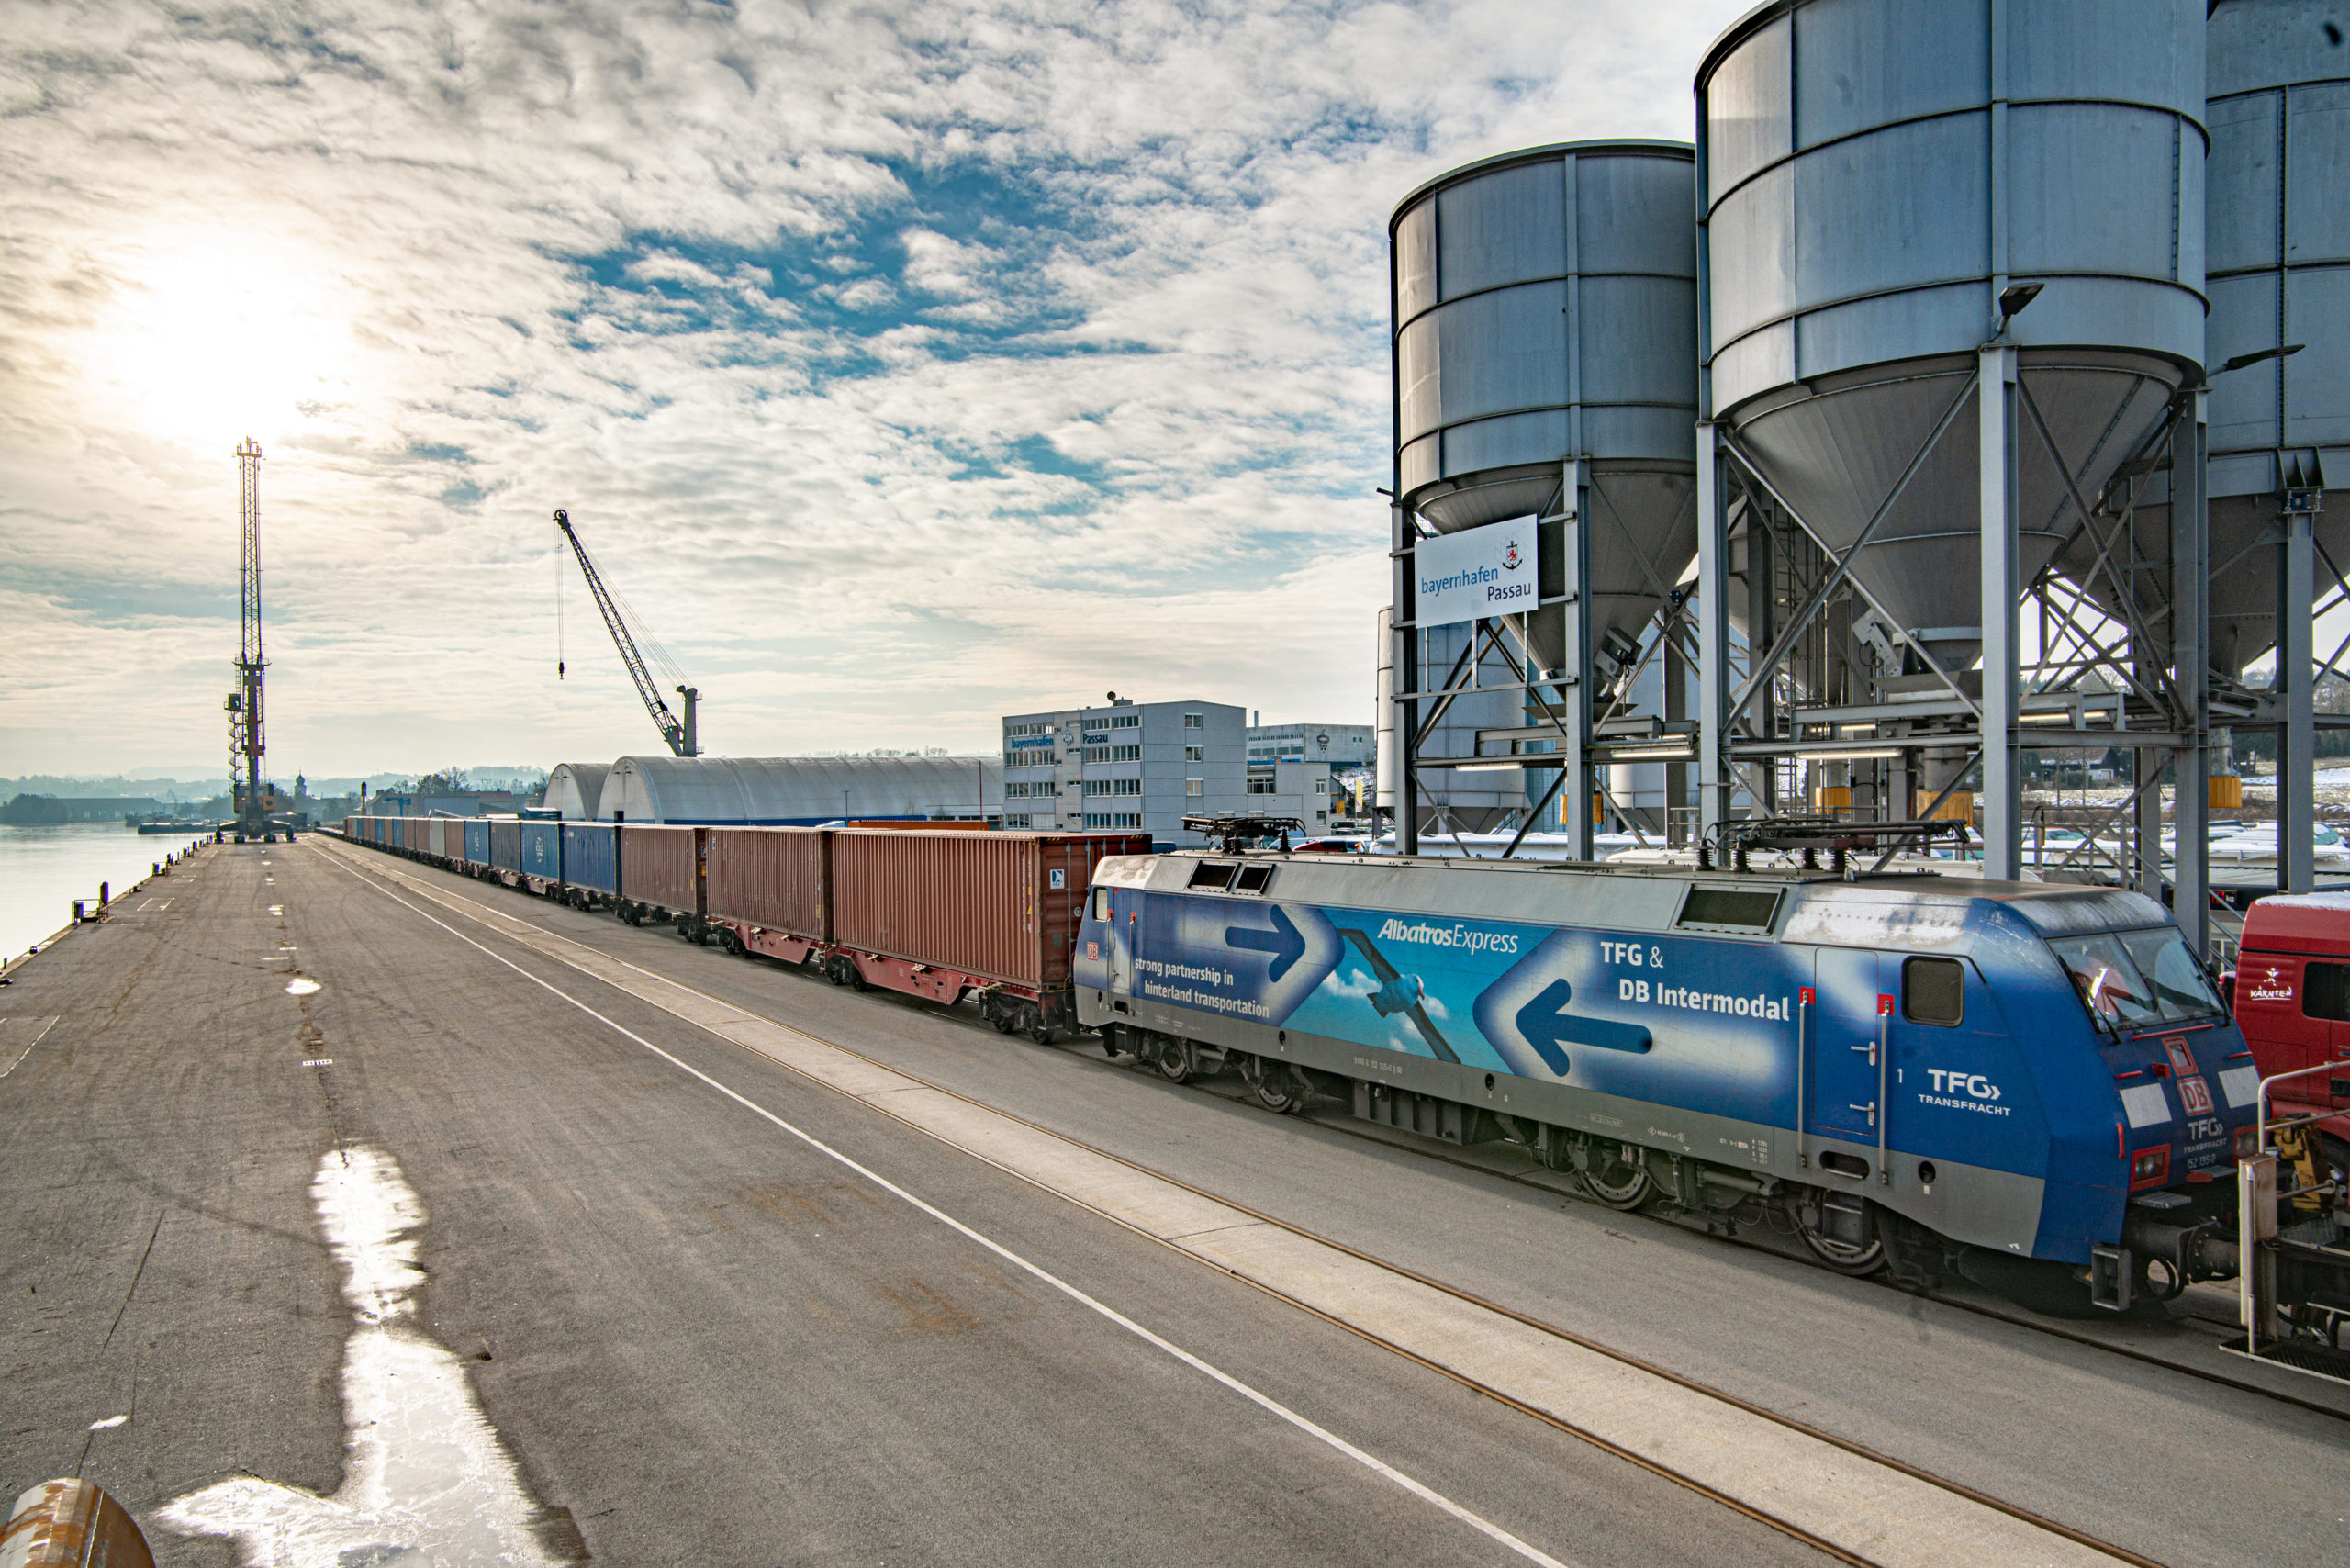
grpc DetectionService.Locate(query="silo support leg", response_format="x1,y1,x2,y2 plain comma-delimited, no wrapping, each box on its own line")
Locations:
1978,345,2021,882
2281,510,2317,894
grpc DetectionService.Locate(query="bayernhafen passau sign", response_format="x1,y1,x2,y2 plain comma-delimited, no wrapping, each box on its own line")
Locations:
1415,516,1538,628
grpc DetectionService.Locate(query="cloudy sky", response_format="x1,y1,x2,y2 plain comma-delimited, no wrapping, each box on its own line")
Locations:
2,0,1746,778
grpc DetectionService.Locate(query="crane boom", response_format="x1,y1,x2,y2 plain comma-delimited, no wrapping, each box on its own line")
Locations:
553,509,699,756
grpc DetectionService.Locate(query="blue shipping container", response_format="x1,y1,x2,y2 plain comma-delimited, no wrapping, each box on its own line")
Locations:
464,818,489,866
561,823,619,894
520,820,563,882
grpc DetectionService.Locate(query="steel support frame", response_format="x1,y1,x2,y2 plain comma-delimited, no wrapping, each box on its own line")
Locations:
2279,500,2318,893
1981,344,2021,880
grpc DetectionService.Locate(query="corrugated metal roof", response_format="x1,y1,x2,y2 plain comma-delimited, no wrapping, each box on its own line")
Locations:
595,756,1002,824
543,762,610,820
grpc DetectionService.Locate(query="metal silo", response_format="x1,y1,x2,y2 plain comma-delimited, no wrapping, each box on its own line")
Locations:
2197,0,2350,891
1390,141,1699,851
1695,0,2210,901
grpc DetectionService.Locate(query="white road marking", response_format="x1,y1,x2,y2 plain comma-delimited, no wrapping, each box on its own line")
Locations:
87,1415,128,1430
159,1146,560,1567
321,849,1575,1568
0,1016,61,1080
285,978,320,996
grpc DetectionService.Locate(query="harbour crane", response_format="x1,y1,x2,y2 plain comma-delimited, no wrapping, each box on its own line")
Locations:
225,438,280,841
553,508,700,756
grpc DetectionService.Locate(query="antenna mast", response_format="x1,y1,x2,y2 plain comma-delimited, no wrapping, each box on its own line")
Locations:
226,439,273,840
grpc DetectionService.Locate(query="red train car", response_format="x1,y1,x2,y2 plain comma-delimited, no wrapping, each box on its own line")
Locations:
826,828,1150,1039
704,828,831,964
2232,891,2350,1163
618,824,704,928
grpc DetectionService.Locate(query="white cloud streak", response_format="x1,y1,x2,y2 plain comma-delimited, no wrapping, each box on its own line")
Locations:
0,0,1748,775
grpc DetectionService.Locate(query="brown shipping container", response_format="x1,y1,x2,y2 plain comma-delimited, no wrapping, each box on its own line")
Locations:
704,827,830,939
621,824,703,914
831,830,1151,991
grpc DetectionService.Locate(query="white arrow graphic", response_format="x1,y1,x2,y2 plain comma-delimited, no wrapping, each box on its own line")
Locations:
160,1146,563,1566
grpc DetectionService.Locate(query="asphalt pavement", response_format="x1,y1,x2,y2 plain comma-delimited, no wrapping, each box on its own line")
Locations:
2,840,1831,1567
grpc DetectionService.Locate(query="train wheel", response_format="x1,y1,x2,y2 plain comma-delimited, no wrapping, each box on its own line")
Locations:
1794,1188,1886,1276
1155,1036,1195,1083
1582,1146,1653,1210
1249,1060,1310,1114
1027,1014,1053,1046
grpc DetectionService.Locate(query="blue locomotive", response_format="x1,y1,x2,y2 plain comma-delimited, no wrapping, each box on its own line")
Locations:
1075,850,2255,1308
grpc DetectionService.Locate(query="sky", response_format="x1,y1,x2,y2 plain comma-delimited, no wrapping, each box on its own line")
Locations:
0,0,1751,780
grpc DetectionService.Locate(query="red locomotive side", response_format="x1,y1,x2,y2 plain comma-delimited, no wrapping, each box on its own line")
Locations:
2232,890,2350,1144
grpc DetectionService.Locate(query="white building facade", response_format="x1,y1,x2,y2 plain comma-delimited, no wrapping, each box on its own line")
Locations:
1002,698,1246,844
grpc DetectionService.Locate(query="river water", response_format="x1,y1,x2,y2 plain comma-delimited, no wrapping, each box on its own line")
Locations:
0,822,216,963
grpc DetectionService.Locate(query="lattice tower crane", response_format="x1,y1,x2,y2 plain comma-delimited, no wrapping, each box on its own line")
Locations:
225,438,276,841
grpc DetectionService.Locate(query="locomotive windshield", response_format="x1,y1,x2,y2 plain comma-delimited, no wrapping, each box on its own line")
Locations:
2045,928,2225,1031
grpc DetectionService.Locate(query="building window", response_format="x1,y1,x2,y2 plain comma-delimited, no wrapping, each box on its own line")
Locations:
1186,778,1203,797
1005,812,1032,828
1248,777,1276,795
1185,745,1203,762
1184,712,1203,730
1085,745,1112,763
1083,778,1141,796
1315,778,1327,793
1111,713,1139,729
1112,745,1139,761
1316,811,1326,822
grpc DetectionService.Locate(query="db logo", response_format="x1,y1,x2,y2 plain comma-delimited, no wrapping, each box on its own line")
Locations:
1086,942,1100,959
1927,1069,2002,1102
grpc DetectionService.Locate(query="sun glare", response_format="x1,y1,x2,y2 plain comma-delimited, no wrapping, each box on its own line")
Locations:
83,233,362,451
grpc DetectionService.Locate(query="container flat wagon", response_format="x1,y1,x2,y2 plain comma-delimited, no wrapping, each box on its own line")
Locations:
560,823,620,907
1077,849,2257,1309
827,828,1149,1038
703,827,830,964
616,825,702,929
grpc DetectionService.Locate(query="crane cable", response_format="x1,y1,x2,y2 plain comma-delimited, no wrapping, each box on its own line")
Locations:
556,517,565,679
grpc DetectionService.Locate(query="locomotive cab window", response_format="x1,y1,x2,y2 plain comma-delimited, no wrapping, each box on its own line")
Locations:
1232,864,1275,894
1090,887,1111,921
1676,887,1781,931
1902,957,1964,1027
1188,861,1237,890
2305,961,2350,1023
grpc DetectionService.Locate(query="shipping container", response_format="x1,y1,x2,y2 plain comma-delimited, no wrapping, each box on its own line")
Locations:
621,824,703,915
520,820,562,881
704,827,830,940
561,823,619,894
464,818,489,866
430,819,453,859
830,830,1151,991
399,817,420,852
490,817,522,872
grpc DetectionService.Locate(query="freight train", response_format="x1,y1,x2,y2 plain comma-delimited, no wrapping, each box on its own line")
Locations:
346,814,1142,1040
344,814,2259,1311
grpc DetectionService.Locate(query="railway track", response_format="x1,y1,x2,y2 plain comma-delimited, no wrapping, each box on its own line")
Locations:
1096,1044,2350,1427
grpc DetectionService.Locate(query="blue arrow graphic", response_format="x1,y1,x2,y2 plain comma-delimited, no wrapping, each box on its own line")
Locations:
1513,980,1653,1076
1225,905,1306,981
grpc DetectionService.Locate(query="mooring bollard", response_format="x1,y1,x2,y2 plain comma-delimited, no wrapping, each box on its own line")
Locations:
72,900,85,924
97,881,108,908
4,1477,156,1566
